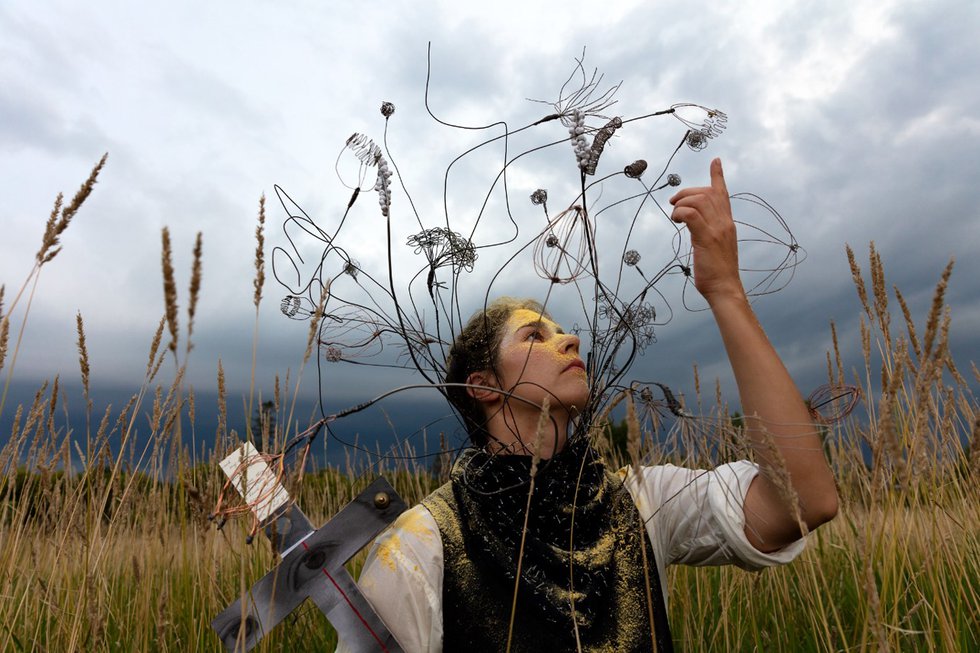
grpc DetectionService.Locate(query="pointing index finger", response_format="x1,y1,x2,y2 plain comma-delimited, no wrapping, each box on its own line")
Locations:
710,157,727,195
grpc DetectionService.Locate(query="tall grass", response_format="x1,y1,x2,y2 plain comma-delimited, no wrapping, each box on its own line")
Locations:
1,166,976,651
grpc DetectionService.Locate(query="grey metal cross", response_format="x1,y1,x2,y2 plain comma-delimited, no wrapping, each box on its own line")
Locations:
211,476,407,652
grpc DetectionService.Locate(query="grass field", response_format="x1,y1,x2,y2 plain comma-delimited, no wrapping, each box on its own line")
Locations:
2,160,978,652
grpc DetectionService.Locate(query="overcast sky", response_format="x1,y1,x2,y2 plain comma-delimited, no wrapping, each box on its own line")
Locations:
2,0,979,448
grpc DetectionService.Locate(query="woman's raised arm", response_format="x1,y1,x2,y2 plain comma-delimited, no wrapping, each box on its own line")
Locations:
669,158,838,551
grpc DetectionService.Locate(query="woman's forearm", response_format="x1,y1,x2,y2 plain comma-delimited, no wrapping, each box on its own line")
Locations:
709,291,838,550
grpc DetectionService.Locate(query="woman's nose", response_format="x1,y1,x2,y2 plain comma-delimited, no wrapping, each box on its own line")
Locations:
561,333,580,354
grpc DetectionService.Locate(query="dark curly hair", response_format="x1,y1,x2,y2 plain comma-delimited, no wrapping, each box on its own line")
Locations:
445,297,549,446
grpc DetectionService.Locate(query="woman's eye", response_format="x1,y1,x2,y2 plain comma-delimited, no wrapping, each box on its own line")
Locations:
526,330,543,341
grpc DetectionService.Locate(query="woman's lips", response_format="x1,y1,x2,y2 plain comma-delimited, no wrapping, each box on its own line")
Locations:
564,359,587,373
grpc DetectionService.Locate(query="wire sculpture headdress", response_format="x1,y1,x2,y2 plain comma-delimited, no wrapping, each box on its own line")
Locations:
263,46,806,475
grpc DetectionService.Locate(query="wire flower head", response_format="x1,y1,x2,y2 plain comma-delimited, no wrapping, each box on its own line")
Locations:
533,205,591,283
807,383,862,424
342,133,393,217
671,104,728,138
343,259,360,279
345,133,383,167
317,305,397,363
568,110,591,171
280,295,318,320
624,160,647,179
599,298,656,327
407,227,478,272
374,157,393,217
380,101,395,118
530,189,548,206
685,130,708,151
584,116,622,175
531,50,622,127
594,298,659,355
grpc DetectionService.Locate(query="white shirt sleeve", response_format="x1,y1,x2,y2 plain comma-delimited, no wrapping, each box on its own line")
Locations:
334,505,444,653
623,461,806,575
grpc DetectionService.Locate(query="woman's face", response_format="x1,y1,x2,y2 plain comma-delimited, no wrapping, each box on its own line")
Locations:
490,308,590,414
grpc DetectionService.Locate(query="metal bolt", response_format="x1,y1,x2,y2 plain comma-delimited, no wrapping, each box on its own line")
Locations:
373,492,390,510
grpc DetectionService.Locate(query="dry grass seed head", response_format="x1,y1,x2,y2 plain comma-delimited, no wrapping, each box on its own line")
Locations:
888,339,908,397
20,381,50,443
254,194,266,309
869,243,891,348
692,363,701,403
937,305,953,364
95,404,112,445
150,385,164,434
845,244,872,318
76,312,92,411
36,153,108,264
922,258,954,361
60,154,108,226
593,387,630,430
145,316,165,380
187,232,203,349
47,375,60,434
530,397,550,478
217,358,227,444
274,374,281,413
893,286,921,362
160,398,183,440
37,193,64,264
303,281,331,367
626,394,642,477
830,320,844,385
0,313,8,378
755,425,806,537
148,347,168,384
944,352,967,388
860,316,871,369
160,227,179,356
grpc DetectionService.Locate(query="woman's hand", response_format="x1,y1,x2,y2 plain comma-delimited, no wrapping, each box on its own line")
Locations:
669,158,746,306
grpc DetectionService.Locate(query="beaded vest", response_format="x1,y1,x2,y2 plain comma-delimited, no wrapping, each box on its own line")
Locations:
421,447,673,653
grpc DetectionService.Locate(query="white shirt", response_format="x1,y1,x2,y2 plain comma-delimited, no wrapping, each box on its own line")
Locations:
337,461,805,653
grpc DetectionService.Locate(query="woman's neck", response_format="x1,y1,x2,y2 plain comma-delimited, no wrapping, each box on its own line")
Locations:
483,404,573,459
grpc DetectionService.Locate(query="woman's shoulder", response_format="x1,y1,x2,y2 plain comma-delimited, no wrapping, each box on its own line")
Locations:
385,502,443,549
359,501,444,586
420,478,456,510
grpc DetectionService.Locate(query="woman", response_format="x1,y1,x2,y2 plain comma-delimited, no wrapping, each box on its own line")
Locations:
338,159,839,652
